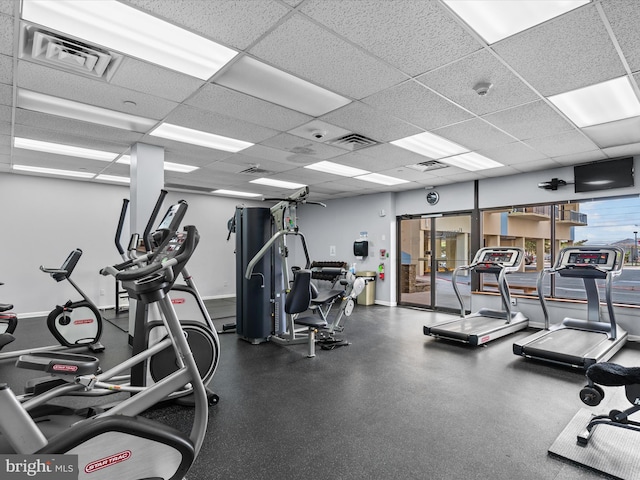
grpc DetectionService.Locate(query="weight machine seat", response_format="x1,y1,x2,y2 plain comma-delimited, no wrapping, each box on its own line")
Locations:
587,362,640,387
311,289,345,306
286,270,326,357
0,303,13,312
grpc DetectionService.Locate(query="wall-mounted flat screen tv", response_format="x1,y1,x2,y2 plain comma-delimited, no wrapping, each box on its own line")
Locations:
574,157,634,193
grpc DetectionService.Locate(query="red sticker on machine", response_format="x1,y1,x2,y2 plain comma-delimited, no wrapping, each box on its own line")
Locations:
53,364,78,372
74,319,94,325
85,450,132,473
480,335,491,343
172,298,185,304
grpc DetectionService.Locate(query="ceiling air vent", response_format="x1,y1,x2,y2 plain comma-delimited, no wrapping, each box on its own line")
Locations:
405,160,449,172
329,133,378,151
238,165,273,175
20,25,123,81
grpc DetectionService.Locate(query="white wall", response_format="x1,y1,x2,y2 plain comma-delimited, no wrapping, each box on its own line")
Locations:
395,181,475,215
1,173,260,316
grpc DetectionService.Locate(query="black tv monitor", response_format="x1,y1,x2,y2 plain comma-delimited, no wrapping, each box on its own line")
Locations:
574,157,634,193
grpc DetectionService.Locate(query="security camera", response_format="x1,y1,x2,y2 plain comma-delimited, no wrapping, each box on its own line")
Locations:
311,130,327,140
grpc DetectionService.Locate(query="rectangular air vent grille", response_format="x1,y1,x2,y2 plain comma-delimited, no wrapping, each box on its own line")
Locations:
329,133,378,151
405,160,449,172
238,165,273,175
20,25,123,81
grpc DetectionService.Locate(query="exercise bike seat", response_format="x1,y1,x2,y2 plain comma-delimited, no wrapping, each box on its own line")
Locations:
0,303,13,312
16,351,100,376
587,362,640,387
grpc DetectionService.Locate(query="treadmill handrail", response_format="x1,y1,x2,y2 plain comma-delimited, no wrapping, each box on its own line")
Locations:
451,265,471,317
537,268,554,330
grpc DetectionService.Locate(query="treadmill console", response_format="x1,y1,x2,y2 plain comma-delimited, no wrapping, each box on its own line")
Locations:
472,247,523,273
556,247,623,276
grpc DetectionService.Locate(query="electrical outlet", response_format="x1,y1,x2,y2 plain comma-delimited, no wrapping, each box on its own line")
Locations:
510,297,517,306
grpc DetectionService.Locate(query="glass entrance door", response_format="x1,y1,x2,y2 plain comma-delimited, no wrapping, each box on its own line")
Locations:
398,214,471,311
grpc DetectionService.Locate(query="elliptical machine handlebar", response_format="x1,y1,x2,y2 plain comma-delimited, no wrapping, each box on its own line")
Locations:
115,198,130,257
143,189,168,253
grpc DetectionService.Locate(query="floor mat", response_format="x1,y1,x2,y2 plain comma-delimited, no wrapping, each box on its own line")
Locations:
549,407,640,479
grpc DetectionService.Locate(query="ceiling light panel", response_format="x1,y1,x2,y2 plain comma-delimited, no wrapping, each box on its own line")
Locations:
215,56,351,116
391,131,469,159
116,155,198,173
21,0,238,80
355,173,409,185
443,0,590,44
250,178,307,189
150,123,253,152
213,189,262,198
304,161,370,177
439,152,503,171
96,174,130,183
14,137,118,161
13,164,95,178
17,89,156,132
548,76,640,128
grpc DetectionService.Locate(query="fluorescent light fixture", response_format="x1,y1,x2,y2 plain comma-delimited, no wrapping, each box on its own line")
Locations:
440,152,503,171
96,174,130,184
355,173,409,185
17,89,156,132
548,76,640,128
443,0,589,44
150,123,253,152
250,178,307,189
14,137,118,161
215,56,351,116
13,164,95,178
213,189,262,198
116,155,199,173
21,0,238,80
304,161,370,177
391,131,469,159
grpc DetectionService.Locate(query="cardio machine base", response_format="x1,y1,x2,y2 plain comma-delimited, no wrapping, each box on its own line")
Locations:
424,309,529,346
513,325,628,369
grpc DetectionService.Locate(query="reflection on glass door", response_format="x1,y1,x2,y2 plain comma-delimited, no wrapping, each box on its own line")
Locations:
398,214,471,312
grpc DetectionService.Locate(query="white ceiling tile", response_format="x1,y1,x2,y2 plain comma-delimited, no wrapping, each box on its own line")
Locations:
362,81,473,131
259,133,348,160
493,4,625,96
0,153,9,165
164,104,279,143
14,125,130,154
525,131,599,158
320,102,422,142
214,155,296,175
0,2,14,15
287,120,351,143
0,121,9,136
187,84,311,132
551,150,607,166
127,0,289,50
582,116,640,149
476,141,548,166
332,150,396,172
15,109,145,145
300,0,481,76
417,50,540,116
376,166,444,182
11,151,112,173
136,136,234,163
481,166,521,178
0,82,10,106
0,13,12,56
482,100,575,141
512,158,562,172
17,61,179,119
0,104,11,123
434,118,516,151
435,171,486,183
602,142,640,158
110,58,206,103
249,14,407,99
0,54,11,85
356,143,439,167
601,0,640,73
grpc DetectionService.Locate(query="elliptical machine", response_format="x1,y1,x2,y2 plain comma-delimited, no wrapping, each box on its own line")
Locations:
0,225,209,480
115,193,219,404
0,250,104,360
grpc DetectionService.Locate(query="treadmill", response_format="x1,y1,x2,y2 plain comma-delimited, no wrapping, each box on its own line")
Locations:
423,247,529,346
513,246,627,369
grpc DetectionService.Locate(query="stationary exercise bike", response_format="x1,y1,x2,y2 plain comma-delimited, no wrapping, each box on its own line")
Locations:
0,225,209,480
577,362,640,446
0,250,104,361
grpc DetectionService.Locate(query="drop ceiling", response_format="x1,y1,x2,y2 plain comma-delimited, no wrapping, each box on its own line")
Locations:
1,0,640,201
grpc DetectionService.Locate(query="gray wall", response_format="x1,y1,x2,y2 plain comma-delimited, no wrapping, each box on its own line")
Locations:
2,173,260,316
